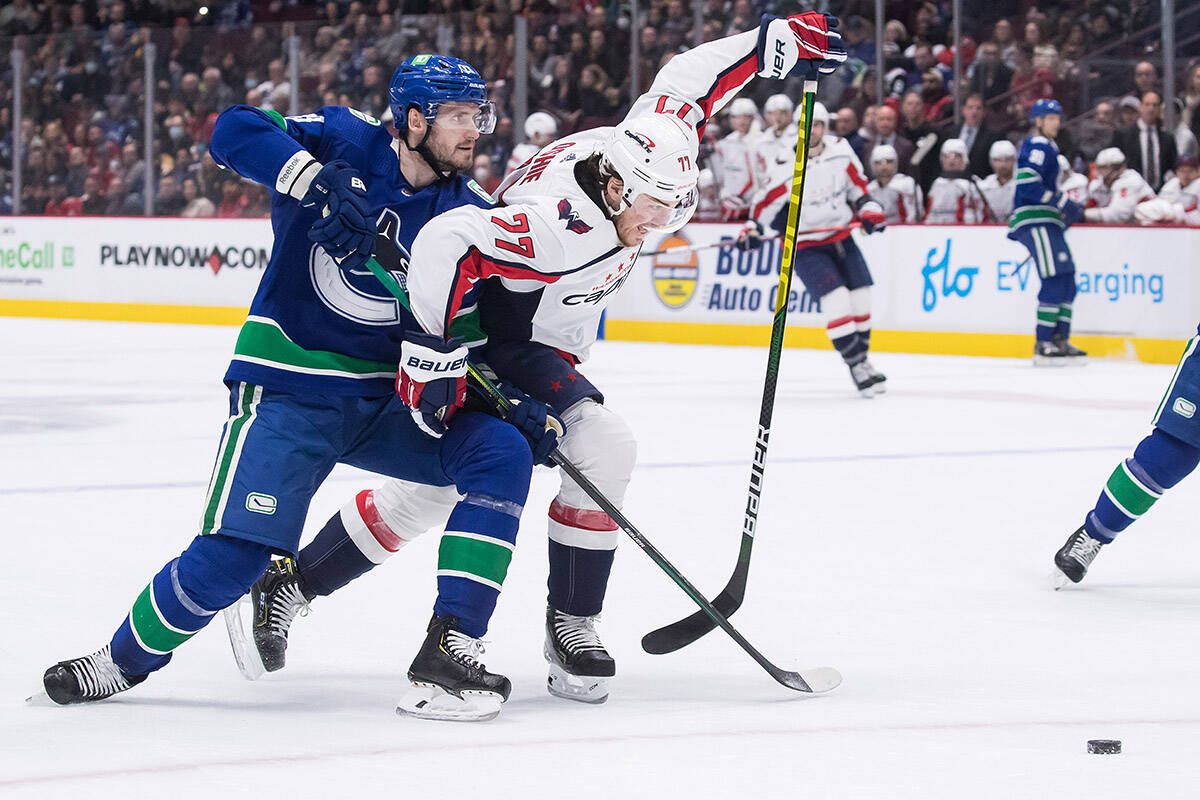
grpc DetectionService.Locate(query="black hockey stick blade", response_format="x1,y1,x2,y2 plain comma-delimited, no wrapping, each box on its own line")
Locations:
642,582,743,654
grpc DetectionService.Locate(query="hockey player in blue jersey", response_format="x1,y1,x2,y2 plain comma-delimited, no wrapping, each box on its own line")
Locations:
1008,99,1088,366
40,55,560,721
1054,327,1200,586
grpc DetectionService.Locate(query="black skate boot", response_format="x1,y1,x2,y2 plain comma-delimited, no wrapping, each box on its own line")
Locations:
1054,526,1105,588
224,557,312,679
1033,340,1068,367
397,614,511,721
1055,337,1088,364
848,360,877,397
545,606,616,704
42,645,147,705
861,359,888,395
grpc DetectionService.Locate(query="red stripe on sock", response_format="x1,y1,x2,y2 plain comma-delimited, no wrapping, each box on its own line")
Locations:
827,315,855,329
548,498,618,532
852,314,870,323
356,490,405,552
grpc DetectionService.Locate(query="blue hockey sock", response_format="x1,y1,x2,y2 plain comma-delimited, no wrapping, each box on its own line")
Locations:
433,416,532,637
1083,429,1200,542
298,497,380,597
110,534,271,676
548,540,616,617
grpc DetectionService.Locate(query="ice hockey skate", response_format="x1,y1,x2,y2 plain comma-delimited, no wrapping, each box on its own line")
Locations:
1055,337,1088,365
224,557,311,680
861,359,887,395
1033,340,1069,367
849,360,879,397
41,645,146,705
397,614,511,722
1053,526,1105,588
544,607,616,704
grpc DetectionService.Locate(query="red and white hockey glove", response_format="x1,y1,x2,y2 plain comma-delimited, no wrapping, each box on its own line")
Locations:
756,12,847,81
397,332,469,438
856,199,887,234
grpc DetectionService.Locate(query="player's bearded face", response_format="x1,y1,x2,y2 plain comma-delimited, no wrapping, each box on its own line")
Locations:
425,102,486,173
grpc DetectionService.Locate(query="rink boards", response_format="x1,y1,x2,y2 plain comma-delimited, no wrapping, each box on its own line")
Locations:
0,217,1195,363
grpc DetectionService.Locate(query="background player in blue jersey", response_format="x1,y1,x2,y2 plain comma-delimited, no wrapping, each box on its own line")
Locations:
40,55,559,722
1054,327,1200,586
1008,99,1088,366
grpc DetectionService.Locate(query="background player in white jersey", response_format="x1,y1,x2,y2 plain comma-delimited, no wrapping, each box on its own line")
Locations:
505,111,558,175
868,143,922,224
751,93,798,202
976,139,1017,221
234,13,847,712
1136,155,1200,225
1057,154,1089,205
710,97,759,221
924,138,983,223
1085,147,1156,223
741,101,889,396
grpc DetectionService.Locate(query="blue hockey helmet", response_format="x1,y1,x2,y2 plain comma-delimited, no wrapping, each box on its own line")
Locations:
1030,98,1063,119
389,55,495,134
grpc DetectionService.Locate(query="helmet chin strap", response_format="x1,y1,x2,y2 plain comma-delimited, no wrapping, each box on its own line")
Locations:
402,114,456,182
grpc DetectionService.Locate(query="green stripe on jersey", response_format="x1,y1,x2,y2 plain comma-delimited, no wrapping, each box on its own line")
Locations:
1015,168,1041,183
437,533,514,588
201,383,256,535
129,584,197,654
233,318,395,379
1104,461,1160,518
449,309,487,348
1009,206,1065,229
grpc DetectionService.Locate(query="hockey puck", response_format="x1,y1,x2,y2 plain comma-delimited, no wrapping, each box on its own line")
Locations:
1087,739,1121,754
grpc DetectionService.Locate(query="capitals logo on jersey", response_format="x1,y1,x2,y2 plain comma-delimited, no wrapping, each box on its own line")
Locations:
557,199,593,235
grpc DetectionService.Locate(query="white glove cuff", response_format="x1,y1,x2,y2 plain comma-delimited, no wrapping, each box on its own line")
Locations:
757,18,800,80
276,151,323,201
400,339,469,383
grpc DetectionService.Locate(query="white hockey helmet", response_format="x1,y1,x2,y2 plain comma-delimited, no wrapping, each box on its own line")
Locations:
941,138,968,157
764,93,794,114
524,111,558,141
727,97,757,118
602,114,700,233
1096,146,1125,167
871,143,899,163
988,139,1016,161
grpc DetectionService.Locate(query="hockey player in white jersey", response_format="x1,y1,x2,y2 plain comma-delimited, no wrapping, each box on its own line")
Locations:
751,93,798,203
741,101,890,396
867,143,922,224
975,139,1017,221
234,12,847,716
505,111,559,175
923,138,983,223
710,97,759,220
1136,155,1200,225
1057,154,1089,205
1084,147,1155,223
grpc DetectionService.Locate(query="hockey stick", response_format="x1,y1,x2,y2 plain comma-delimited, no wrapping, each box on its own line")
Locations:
967,175,998,223
361,255,840,694
641,79,822,656
638,222,860,258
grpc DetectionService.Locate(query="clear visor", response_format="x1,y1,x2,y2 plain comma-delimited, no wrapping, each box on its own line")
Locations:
628,185,699,233
433,101,497,135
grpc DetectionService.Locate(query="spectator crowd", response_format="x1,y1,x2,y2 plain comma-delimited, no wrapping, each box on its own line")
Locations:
0,0,1198,224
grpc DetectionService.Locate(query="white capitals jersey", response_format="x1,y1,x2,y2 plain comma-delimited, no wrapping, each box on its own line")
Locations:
975,174,1016,221
1085,169,1155,223
868,173,921,224
750,124,798,198
505,142,540,177
407,27,764,361
749,134,871,247
1157,175,1200,215
1058,172,1088,205
710,129,756,207
923,176,983,223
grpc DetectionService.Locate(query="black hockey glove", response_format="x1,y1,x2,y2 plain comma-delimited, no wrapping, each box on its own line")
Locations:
301,160,375,269
499,385,564,467
734,219,765,251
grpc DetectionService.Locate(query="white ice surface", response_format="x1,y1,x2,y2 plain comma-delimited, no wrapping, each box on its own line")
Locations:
2,318,1199,799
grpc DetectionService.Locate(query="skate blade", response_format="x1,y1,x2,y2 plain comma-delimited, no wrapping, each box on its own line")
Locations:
870,381,888,397
396,684,503,722
25,689,59,707
1063,357,1088,368
223,598,266,681
546,661,610,704
856,387,875,399
1032,356,1070,368
1051,568,1074,591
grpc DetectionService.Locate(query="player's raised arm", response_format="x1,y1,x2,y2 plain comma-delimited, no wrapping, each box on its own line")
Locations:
210,105,375,267
625,12,847,137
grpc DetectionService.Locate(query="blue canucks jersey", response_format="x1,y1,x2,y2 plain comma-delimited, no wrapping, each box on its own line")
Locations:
1009,135,1064,233
209,105,492,396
